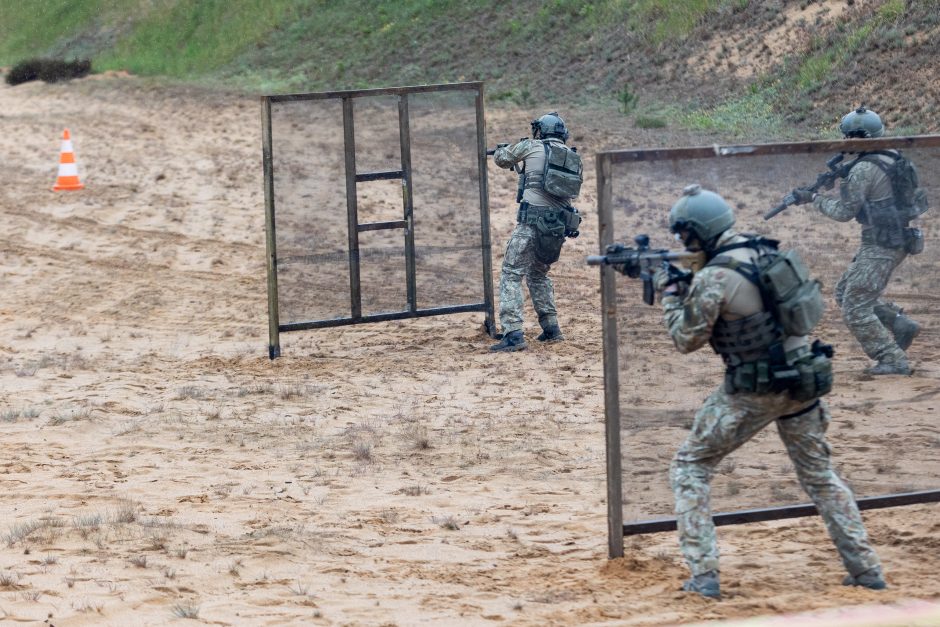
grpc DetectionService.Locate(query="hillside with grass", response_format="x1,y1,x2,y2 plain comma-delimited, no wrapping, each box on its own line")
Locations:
1,0,939,137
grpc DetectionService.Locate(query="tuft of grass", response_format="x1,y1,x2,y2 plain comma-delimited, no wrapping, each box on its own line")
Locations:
110,500,138,524
129,555,148,569
402,424,431,450
172,603,200,620
635,115,667,129
352,441,373,462
433,515,461,531
48,407,92,426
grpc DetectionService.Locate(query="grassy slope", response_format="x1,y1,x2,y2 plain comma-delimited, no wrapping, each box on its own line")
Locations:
2,0,938,136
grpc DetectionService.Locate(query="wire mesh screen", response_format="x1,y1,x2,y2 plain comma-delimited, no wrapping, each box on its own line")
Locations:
410,90,486,309
263,83,494,355
597,137,940,546
270,98,349,324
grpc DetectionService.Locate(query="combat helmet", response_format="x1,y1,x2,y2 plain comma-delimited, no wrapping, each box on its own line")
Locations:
840,106,885,138
669,184,735,249
531,112,569,141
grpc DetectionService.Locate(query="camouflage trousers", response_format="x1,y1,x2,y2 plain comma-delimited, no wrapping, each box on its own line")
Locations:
834,243,908,363
497,224,558,334
671,386,881,578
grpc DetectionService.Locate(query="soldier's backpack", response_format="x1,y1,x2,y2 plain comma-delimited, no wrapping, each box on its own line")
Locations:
540,141,583,200
859,150,929,220
709,238,825,337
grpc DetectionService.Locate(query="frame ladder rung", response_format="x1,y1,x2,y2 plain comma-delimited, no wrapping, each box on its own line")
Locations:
356,170,403,182
357,220,408,232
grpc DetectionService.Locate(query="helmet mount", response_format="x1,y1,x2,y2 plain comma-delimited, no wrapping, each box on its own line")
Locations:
531,112,569,141
840,106,885,138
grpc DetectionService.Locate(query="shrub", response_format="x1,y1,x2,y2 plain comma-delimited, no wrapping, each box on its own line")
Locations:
635,115,667,129
5,58,92,86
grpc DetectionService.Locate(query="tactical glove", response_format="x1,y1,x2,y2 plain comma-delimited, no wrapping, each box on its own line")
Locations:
652,267,673,293
790,187,816,205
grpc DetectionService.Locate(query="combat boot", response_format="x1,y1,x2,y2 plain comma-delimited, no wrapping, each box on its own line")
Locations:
843,567,887,590
536,325,564,342
867,357,911,376
893,314,920,351
490,330,526,352
682,570,720,599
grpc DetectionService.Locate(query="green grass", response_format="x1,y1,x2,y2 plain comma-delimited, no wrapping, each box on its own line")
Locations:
0,1,126,62
1,0,936,136
98,0,307,76
682,90,781,138
628,0,749,45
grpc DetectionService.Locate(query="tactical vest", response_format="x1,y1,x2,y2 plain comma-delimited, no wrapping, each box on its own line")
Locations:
707,238,831,400
523,140,583,201
853,150,928,251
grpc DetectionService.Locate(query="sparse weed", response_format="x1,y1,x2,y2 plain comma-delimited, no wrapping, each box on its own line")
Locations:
352,441,373,462
635,115,667,129
276,383,305,400
402,424,432,450
236,382,274,397
111,500,138,524
400,485,428,496
1,407,40,422
618,83,638,114
129,555,148,569
174,386,206,400
172,603,200,619
21,589,41,602
289,580,310,596
433,515,460,531
73,598,104,614
379,509,399,524
48,407,92,426
0,571,20,588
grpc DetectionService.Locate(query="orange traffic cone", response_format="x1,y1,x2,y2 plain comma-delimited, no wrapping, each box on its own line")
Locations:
52,128,84,191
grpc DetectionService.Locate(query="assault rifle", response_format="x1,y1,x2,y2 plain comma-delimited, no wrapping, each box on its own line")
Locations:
485,138,526,156
764,153,856,220
587,234,704,305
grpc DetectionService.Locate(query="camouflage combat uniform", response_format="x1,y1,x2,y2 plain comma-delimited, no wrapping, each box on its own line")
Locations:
813,157,909,365
662,229,882,579
493,139,569,335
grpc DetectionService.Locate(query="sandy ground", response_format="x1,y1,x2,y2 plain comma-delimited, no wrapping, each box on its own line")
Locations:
1,76,939,626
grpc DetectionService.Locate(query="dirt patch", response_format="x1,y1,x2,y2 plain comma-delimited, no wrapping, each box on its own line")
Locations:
0,76,937,625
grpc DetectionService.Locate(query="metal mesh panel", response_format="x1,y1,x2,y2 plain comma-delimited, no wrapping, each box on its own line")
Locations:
410,90,486,309
597,137,940,546
270,98,349,324
262,83,494,356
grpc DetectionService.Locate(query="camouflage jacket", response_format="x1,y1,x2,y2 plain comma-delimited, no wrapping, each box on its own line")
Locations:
813,155,895,223
494,138,569,210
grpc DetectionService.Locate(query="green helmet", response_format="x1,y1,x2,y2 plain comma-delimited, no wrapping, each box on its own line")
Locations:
531,112,569,141
669,184,735,248
839,106,885,138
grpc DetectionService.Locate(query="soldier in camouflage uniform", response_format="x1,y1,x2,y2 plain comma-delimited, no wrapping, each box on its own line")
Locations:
490,113,581,352
647,185,885,599
790,107,922,375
